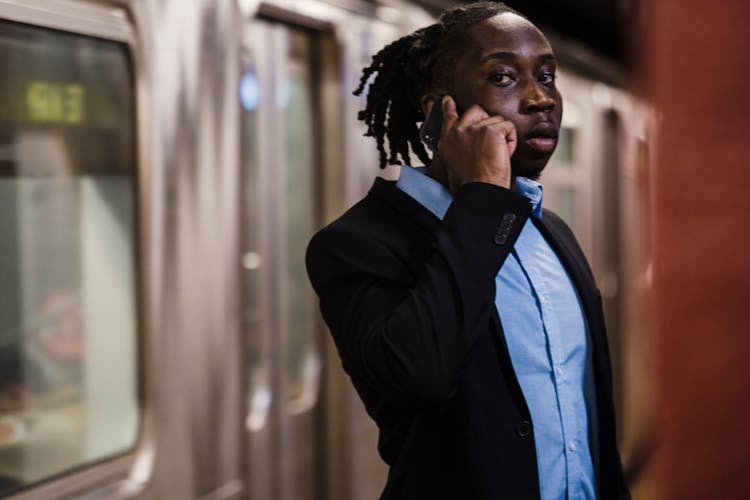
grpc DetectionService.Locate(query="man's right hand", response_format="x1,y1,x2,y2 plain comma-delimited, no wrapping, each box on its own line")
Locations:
437,95,516,192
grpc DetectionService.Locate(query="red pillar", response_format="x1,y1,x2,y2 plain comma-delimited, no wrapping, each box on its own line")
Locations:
645,0,750,497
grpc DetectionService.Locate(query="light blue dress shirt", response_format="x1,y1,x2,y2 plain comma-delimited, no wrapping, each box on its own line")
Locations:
396,166,598,499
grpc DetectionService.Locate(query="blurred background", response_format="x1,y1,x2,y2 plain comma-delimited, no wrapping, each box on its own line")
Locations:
0,0,748,498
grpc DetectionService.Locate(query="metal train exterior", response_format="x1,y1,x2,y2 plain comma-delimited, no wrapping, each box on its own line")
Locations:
0,0,654,499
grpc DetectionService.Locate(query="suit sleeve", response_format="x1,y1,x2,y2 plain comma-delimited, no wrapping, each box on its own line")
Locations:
306,183,531,404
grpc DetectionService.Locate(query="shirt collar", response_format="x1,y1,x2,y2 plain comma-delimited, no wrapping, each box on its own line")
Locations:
396,166,452,220
396,166,543,220
514,176,544,218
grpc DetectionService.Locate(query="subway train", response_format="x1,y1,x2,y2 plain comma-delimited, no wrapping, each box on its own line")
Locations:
0,0,655,499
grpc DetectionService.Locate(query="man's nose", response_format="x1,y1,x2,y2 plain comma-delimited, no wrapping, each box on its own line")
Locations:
521,81,555,113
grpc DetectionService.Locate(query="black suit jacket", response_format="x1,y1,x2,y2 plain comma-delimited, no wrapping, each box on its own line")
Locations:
306,178,629,499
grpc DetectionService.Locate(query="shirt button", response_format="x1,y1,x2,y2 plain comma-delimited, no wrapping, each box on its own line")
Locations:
569,440,577,452
515,420,532,438
555,366,564,378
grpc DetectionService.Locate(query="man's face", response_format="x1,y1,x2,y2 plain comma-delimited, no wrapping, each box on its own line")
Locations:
451,13,563,180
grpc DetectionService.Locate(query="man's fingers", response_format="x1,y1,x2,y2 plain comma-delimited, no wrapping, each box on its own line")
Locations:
436,100,514,190
443,99,508,133
470,117,516,142
441,95,459,136
498,120,518,157
469,115,508,130
455,104,492,129
470,118,518,158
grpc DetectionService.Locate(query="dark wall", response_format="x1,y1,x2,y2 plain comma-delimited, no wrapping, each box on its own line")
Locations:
411,0,636,67
503,0,633,65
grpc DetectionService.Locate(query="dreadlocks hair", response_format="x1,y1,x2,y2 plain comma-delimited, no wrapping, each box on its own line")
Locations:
354,1,524,168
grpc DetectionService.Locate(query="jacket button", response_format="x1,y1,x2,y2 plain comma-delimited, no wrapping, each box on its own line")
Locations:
493,233,508,245
515,420,531,438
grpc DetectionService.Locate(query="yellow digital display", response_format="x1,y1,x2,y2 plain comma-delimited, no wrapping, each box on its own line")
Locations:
26,82,86,125
1,19,135,177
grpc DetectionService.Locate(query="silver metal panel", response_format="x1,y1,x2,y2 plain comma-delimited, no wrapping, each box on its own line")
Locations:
131,0,244,497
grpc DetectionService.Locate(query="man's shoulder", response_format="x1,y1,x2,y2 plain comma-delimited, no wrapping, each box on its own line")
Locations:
317,175,441,241
307,177,416,262
306,177,424,288
317,178,401,238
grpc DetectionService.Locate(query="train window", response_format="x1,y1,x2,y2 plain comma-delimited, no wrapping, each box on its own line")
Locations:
0,20,138,495
241,63,270,430
553,185,577,229
553,126,576,166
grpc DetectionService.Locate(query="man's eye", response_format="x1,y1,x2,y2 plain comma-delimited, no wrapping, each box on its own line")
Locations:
490,73,515,85
539,72,556,84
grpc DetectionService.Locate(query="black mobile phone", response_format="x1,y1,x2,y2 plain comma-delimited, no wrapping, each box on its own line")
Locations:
419,95,444,153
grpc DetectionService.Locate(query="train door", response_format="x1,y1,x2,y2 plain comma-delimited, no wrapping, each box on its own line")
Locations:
240,17,331,500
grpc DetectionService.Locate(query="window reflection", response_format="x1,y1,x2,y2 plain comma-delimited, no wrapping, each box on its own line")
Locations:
283,30,317,400
553,127,576,166
0,21,138,495
243,25,320,419
242,63,269,431
554,185,576,228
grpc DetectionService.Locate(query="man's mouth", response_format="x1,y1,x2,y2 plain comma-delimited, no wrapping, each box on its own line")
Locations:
525,137,557,153
524,122,559,153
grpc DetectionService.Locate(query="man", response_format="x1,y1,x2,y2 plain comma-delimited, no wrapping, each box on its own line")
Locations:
306,2,629,498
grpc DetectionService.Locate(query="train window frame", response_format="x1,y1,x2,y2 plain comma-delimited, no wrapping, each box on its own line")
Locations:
239,39,272,435
0,1,150,499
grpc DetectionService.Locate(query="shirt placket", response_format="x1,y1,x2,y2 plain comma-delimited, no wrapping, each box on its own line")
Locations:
521,247,575,498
